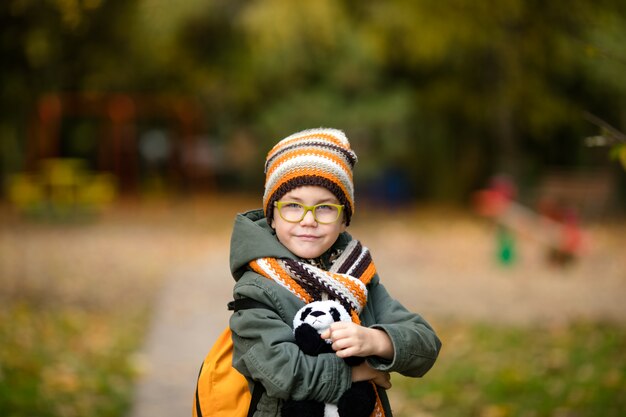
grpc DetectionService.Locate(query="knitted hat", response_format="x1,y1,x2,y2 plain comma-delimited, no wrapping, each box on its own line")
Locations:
263,128,357,225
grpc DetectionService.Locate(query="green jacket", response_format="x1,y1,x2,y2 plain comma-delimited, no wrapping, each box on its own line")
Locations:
229,209,441,416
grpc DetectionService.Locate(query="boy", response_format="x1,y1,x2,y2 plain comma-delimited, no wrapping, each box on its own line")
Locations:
229,128,441,416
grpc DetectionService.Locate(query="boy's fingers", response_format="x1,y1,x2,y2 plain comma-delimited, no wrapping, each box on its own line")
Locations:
329,322,351,332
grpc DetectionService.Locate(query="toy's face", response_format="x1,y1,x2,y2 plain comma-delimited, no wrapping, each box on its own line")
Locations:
293,300,351,334
300,306,340,332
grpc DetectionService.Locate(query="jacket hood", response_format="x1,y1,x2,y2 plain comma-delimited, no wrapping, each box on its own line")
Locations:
229,208,353,281
229,209,294,281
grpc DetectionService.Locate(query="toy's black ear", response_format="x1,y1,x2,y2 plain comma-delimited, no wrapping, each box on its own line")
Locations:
329,307,342,322
299,307,313,322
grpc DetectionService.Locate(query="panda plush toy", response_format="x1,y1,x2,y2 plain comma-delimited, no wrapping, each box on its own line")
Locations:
281,300,377,417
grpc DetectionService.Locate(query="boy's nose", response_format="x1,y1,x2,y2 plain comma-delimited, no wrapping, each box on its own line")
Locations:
300,209,317,225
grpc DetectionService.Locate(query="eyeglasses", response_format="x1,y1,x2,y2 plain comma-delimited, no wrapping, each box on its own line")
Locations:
274,201,344,224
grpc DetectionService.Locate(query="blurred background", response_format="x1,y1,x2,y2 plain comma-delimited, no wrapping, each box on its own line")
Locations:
1,1,625,416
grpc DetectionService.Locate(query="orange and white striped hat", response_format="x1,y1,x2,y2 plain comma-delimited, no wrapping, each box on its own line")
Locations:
263,128,358,225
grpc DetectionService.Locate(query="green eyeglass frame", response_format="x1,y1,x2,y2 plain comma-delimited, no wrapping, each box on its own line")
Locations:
274,201,344,224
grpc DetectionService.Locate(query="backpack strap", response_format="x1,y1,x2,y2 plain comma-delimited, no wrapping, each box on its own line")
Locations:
247,382,265,417
228,298,273,417
228,298,273,312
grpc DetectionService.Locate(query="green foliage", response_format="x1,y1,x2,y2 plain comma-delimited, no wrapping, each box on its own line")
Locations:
582,3,626,98
396,321,626,417
0,0,143,94
610,144,626,170
1,0,626,199
0,304,146,417
217,0,626,196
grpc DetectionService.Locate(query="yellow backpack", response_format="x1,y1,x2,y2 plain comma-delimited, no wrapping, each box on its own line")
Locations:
192,299,270,417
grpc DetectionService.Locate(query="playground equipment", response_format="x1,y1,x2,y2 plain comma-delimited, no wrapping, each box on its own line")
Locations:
474,176,584,267
6,158,116,220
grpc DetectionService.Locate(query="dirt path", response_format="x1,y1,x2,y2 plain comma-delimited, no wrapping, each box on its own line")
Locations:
128,251,232,417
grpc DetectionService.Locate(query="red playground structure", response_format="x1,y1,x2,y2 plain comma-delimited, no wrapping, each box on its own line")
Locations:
474,176,585,267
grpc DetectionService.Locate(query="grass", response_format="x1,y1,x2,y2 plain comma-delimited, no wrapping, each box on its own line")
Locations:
0,304,145,417
392,321,626,417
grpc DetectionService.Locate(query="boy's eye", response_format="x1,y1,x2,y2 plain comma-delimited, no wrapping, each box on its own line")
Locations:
284,203,303,209
316,204,334,212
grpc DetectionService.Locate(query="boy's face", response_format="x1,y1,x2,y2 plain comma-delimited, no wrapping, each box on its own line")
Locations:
271,186,347,259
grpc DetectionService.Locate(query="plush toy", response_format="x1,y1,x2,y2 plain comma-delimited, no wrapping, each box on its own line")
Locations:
281,300,376,417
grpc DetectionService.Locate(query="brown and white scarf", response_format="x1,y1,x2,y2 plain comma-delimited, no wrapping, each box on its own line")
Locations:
249,240,376,323
249,239,385,417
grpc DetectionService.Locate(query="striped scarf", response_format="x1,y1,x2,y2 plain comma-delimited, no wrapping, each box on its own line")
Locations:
249,240,376,323
249,239,385,417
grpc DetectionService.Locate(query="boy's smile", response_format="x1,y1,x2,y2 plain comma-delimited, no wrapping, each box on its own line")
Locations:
271,186,347,259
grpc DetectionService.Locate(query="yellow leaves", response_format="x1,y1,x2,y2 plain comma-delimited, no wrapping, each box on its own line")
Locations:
610,143,626,170
41,362,81,395
51,0,103,29
420,391,444,410
84,0,102,10
6,174,43,211
240,0,345,51
575,363,596,383
238,0,351,77
366,1,454,65
6,159,117,219
480,404,511,417
24,28,53,68
53,0,81,28
79,173,117,208
602,369,622,388
366,0,530,67
0,303,143,416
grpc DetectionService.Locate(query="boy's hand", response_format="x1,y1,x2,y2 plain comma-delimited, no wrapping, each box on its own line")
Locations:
320,321,394,360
